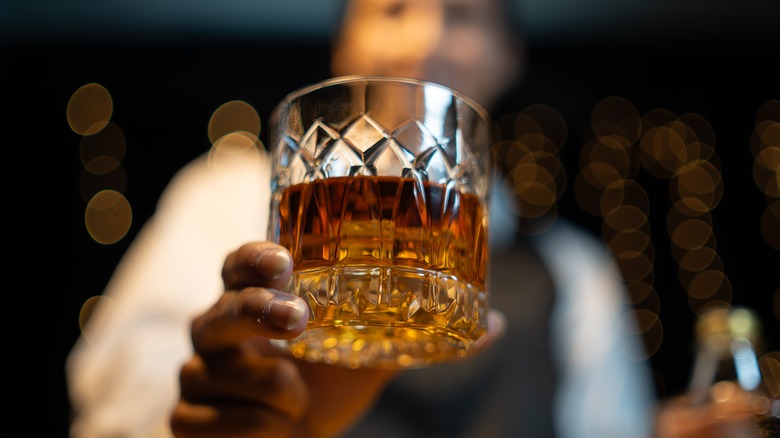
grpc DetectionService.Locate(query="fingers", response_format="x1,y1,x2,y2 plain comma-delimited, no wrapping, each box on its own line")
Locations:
223,242,293,292
178,354,310,421
171,400,297,438
173,242,312,437
190,287,309,354
194,241,305,354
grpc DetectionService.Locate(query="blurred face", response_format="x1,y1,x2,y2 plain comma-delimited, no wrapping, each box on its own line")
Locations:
331,0,522,110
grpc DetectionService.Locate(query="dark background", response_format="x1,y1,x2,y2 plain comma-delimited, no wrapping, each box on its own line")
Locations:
4,0,779,435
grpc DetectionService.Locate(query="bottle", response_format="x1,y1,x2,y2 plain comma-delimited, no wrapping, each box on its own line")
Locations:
688,306,762,405
655,306,769,438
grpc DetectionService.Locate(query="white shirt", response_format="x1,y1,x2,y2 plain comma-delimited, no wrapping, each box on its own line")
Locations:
67,146,656,437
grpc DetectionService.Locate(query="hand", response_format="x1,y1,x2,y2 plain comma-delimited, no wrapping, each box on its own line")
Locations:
169,241,397,438
170,241,506,438
654,388,759,438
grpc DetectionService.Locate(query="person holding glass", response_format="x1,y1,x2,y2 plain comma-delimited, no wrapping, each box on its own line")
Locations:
66,0,657,437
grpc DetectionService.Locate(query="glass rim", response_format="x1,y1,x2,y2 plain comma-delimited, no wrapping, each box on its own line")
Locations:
270,74,491,124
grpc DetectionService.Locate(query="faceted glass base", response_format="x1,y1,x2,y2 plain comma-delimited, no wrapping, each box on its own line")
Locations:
272,265,487,369
274,322,477,369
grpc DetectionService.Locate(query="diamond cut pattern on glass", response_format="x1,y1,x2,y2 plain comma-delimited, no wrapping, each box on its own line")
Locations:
277,111,482,193
269,79,490,368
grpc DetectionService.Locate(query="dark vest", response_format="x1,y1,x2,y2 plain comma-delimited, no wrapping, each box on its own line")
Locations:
345,238,559,437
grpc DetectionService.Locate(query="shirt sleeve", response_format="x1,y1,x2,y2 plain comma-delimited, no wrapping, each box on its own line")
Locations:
533,220,657,438
66,149,270,438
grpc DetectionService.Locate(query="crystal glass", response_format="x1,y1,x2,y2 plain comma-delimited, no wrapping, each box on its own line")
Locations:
267,75,492,369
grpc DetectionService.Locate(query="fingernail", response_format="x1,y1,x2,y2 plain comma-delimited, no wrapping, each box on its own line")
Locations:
262,249,291,280
269,298,306,331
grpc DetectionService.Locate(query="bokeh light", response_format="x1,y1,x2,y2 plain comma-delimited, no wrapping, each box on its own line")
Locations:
607,229,651,259
762,201,780,251
492,105,567,236
591,96,642,143
207,131,264,173
678,113,715,149
751,101,780,259
670,219,714,251
753,146,780,198
631,283,660,314
79,121,126,174
69,78,775,397
600,180,650,218
80,164,128,203
604,204,648,232
85,190,132,245
573,98,780,363
582,135,640,181
70,82,133,248
514,104,567,150
67,83,113,136
677,247,719,273
674,160,723,212
639,125,687,179
78,295,114,344
208,100,262,146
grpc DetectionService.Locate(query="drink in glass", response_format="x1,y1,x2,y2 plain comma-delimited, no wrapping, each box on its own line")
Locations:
267,76,492,369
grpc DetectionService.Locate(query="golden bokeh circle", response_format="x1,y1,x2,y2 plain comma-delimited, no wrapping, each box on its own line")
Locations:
755,145,780,170
495,140,528,168
678,247,719,273
85,190,133,245
604,204,649,233
753,146,780,198
668,200,713,226
579,161,623,189
516,104,567,152
583,135,640,182
67,83,113,136
679,112,716,151
600,179,650,218
80,165,127,203
626,281,655,305
678,255,724,291
671,219,714,251
208,131,265,174
686,269,731,300
750,120,777,158
674,160,723,212
616,253,654,283
208,100,261,146
755,99,780,124
761,201,780,251
591,95,642,143
607,229,652,259
639,126,688,178
79,121,126,174
758,121,780,148
79,295,114,344
642,108,678,132
515,132,548,154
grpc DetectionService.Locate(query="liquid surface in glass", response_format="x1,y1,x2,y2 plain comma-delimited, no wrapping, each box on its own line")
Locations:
269,175,489,368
